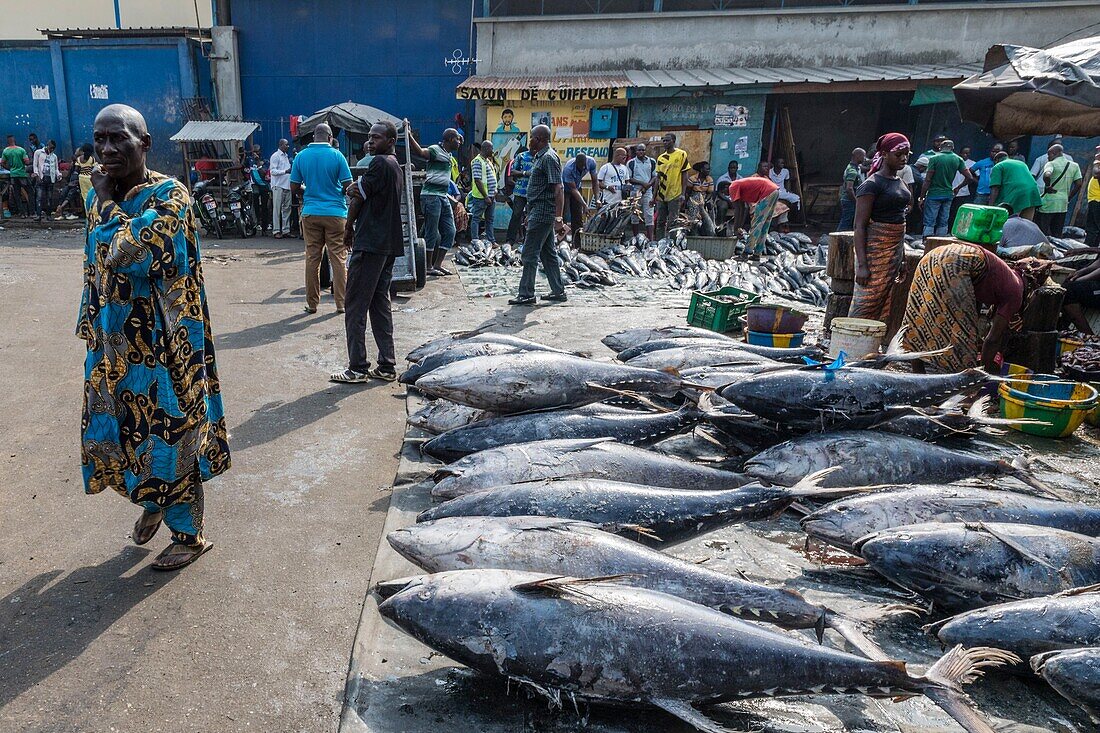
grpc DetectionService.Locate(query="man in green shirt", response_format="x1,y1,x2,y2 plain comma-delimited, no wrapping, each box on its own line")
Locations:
919,139,973,236
2,134,31,217
989,151,1042,222
1036,143,1082,237
407,125,462,275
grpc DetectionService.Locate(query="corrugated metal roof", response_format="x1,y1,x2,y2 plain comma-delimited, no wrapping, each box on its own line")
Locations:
40,26,210,40
170,120,260,143
625,63,981,87
457,73,632,90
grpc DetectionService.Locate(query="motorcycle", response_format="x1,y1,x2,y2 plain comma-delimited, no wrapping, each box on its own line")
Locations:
226,178,259,238
192,178,222,239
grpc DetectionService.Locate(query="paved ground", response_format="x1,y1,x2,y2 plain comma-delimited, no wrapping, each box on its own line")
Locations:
0,226,407,733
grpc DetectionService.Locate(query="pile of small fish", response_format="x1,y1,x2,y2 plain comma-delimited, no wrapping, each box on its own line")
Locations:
377,325,1100,731
452,229,831,305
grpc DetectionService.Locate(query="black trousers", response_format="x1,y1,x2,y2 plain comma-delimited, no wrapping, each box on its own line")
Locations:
8,177,30,216
505,195,527,243
1035,210,1065,238
1085,201,1100,247
345,251,396,372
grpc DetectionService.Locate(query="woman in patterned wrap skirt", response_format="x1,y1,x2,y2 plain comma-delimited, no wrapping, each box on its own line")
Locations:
850,133,911,323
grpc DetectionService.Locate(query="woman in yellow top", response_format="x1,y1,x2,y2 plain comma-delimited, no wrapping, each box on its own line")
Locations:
74,143,96,211
684,161,716,236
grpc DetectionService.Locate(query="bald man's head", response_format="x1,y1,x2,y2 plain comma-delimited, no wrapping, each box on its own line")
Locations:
93,103,151,184
313,123,332,143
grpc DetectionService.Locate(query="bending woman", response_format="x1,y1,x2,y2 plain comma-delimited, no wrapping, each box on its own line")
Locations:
851,133,911,322
902,242,1050,372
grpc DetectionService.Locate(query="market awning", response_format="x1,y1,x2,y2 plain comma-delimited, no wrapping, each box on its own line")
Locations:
170,120,260,143
625,63,980,88
954,36,1100,137
457,73,631,101
295,102,402,139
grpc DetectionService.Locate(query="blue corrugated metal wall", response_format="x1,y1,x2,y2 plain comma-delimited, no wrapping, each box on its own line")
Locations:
231,0,473,154
0,37,207,175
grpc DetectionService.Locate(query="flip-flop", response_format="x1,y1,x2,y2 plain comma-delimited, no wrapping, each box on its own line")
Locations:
151,540,214,571
132,510,164,546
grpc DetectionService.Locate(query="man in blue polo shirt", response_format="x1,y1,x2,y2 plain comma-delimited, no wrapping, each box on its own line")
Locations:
970,142,1002,206
290,123,353,313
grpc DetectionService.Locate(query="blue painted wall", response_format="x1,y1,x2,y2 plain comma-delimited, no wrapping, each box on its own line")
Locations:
231,0,473,154
0,38,207,175
0,44,59,149
628,90,769,175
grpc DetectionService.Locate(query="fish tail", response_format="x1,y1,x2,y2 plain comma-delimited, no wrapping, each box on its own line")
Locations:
998,457,1071,500
825,614,892,661
920,646,1020,733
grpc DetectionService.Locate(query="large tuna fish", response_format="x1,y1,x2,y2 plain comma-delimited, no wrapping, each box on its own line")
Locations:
422,403,702,461
617,337,823,364
720,367,991,426
407,331,578,364
417,468,847,539
602,325,733,352
390,515,893,658
431,438,753,500
857,522,1100,611
625,345,777,371
1031,647,1100,723
379,569,1015,733
801,486,1100,553
927,585,1100,661
406,400,492,434
415,352,687,413
744,431,1046,491
399,341,523,384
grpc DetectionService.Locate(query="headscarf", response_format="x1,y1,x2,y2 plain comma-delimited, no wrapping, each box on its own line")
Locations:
869,133,911,175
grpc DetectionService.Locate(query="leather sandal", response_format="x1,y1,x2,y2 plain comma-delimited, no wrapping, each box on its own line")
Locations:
151,540,214,571
132,510,164,546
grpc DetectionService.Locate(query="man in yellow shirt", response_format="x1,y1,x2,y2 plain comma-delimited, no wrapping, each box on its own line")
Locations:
1086,153,1099,247
655,132,689,238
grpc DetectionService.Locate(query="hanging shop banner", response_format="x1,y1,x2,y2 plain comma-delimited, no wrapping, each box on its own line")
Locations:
459,87,627,102
714,104,749,127
486,101,625,162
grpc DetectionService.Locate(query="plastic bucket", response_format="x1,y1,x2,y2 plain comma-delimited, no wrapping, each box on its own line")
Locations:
998,381,1098,438
828,318,887,360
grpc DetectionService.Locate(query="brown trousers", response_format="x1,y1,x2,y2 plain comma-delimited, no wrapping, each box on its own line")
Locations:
302,215,348,310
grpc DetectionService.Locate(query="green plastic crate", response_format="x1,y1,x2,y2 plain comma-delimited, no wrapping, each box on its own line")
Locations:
687,286,761,333
952,203,1009,245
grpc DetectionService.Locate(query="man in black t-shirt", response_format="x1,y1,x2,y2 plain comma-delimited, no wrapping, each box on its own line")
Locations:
331,121,404,384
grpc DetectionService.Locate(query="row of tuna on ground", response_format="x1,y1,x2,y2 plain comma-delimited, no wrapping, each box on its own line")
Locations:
378,325,1099,732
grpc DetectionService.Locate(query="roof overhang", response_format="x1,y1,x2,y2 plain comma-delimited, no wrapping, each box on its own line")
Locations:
170,120,260,143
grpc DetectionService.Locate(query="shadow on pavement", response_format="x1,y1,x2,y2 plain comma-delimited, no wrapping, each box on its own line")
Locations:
231,381,390,450
216,309,335,350
0,546,169,709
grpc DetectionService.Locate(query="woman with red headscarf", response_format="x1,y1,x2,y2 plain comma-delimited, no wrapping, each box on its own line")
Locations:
850,132,912,322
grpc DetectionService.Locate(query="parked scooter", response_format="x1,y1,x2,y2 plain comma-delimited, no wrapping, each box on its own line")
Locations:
226,178,259,238
192,178,222,239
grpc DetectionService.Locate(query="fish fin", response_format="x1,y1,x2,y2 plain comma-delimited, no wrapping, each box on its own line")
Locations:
651,699,732,733
997,457,1072,501
661,366,682,377
785,466,841,494
786,501,814,517
558,437,618,453
940,393,969,412
924,645,1021,688
966,395,989,417
512,574,637,598
1054,583,1100,597
582,382,673,413
603,523,664,542
971,521,1072,583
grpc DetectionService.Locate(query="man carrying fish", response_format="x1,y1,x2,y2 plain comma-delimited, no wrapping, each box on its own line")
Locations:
508,124,568,306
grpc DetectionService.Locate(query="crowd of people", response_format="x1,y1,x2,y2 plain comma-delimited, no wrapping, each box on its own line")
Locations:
2,133,96,221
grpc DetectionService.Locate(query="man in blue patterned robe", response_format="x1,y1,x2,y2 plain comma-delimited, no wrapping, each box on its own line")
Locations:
78,104,230,570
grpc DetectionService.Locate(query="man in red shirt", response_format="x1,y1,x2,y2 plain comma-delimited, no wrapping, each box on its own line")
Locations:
727,168,780,258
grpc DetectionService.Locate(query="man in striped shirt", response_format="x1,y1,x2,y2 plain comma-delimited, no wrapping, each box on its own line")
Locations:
468,140,499,243
408,127,461,275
